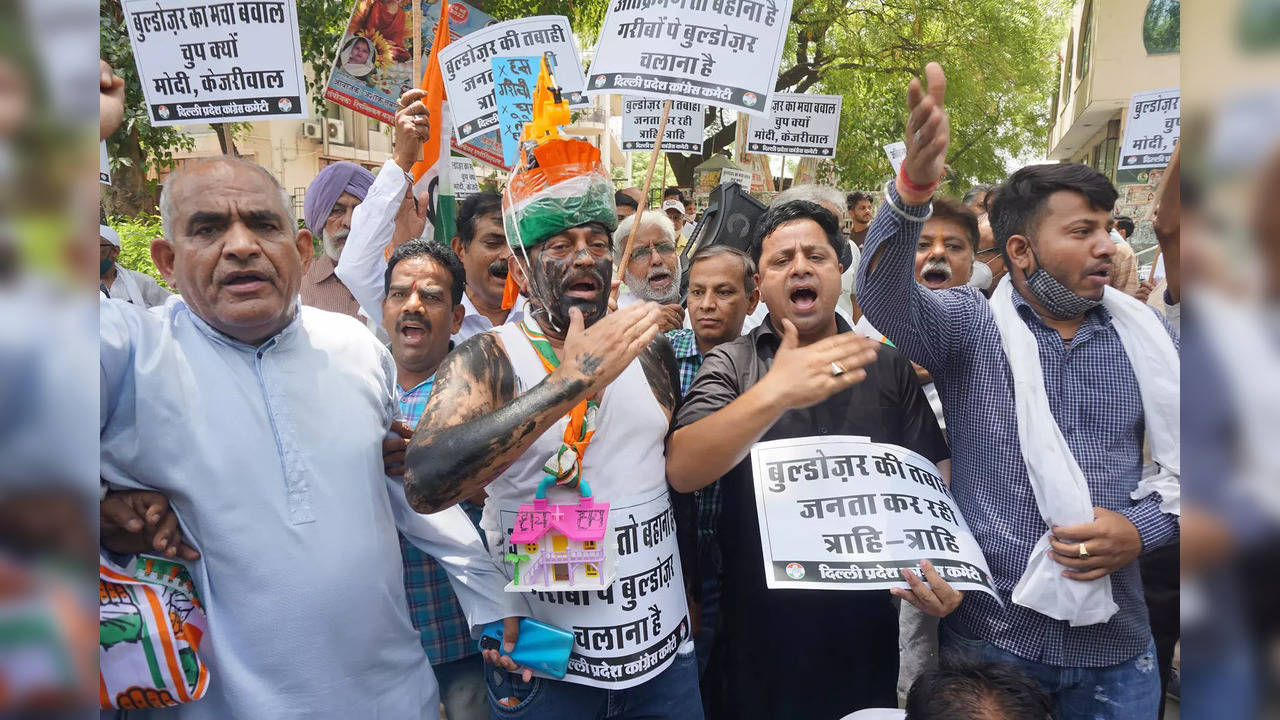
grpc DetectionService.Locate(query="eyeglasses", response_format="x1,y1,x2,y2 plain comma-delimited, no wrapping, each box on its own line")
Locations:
975,247,999,257
629,243,678,262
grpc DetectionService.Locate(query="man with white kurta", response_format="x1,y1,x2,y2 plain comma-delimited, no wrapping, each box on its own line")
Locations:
403,127,703,717
99,155,525,719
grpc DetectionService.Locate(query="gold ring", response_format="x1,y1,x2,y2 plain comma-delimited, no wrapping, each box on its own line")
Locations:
830,361,846,377
1078,543,1089,559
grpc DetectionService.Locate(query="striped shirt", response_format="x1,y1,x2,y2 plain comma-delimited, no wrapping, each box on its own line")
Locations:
856,185,1179,668
667,328,722,547
397,377,484,665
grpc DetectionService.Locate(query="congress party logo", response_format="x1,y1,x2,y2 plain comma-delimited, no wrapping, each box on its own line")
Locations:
462,123,473,136
785,562,805,579
277,98,292,113
157,105,170,119
742,92,758,107
594,75,606,88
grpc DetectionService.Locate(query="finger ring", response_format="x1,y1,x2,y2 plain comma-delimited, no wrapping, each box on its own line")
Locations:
830,361,846,377
1078,543,1089,559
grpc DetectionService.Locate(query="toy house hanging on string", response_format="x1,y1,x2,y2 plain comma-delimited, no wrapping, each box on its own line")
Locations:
505,478,615,592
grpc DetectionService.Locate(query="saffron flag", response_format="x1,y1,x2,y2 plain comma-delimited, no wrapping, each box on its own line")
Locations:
411,0,456,245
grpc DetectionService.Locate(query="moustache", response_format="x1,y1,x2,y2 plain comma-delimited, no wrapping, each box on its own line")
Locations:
922,259,952,277
396,313,432,331
487,259,509,278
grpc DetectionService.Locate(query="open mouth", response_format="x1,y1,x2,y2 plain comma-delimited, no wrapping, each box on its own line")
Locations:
647,271,672,290
921,268,951,287
221,270,270,293
788,285,819,312
1086,266,1111,284
398,317,429,343
565,275,600,300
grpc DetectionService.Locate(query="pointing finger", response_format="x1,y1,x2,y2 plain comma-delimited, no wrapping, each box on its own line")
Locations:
925,62,947,108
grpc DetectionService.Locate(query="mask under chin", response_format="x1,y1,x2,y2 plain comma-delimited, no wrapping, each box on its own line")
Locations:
1025,268,1101,319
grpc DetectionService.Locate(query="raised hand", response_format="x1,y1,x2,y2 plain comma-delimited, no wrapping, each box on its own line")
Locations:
100,60,125,141
899,62,950,204
760,319,881,410
393,88,431,172
556,301,661,398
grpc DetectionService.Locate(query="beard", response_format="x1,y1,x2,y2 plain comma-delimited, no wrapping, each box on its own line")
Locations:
527,252,612,331
322,228,348,262
624,259,681,304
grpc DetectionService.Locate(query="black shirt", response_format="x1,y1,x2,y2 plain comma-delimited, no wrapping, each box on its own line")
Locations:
675,314,948,720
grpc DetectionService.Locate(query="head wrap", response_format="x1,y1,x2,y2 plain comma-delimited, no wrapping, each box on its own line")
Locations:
304,161,375,235
100,225,121,247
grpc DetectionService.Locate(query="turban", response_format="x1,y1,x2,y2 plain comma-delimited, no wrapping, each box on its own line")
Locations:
100,225,121,247
304,161,375,235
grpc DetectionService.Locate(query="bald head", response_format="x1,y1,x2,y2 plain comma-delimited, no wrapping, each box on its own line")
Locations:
160,156,295,241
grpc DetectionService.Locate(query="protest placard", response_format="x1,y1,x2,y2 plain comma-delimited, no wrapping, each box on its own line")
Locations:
622,98,704,153
883,141,906,174
491,57,538,167
450,156,481,197
100,142,112,185
1117,87,1179,183
439,16,588,146
454,131,507,170
123,0,307,125
749,435,1000,601
323,0,494,124
745,93,841,157
585,0,793,118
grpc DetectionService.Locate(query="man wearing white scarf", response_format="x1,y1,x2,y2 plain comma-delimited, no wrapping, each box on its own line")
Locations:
856,63,1178,720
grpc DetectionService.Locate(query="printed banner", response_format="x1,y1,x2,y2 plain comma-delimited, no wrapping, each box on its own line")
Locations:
1117,87,1179,182
454,131,508,170
745,92,841,157
621,98,704,153
585,0,793,118
439,16,588,145
122,0,307,126
883,141,906,174
451,156,481,197
323,0,494,125
497,488,690,689
750,436,1000,601
491,56,538,167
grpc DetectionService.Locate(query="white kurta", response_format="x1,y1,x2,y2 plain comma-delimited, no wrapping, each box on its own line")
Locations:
99,295,524,719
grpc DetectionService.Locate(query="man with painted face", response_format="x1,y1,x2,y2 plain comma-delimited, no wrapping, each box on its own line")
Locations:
614,210,685,331
665,198,957,720
301,161,374,318
857,63,1179,720
402,147,703,718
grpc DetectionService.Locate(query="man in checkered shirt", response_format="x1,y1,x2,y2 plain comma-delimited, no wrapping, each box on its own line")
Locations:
664,245,759,677
857,63,1178,720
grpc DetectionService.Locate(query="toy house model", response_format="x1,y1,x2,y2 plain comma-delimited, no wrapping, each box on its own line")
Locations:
505,482,613,592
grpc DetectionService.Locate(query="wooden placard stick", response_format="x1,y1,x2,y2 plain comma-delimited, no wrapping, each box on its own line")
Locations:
412,0,424,162
610,99,673,306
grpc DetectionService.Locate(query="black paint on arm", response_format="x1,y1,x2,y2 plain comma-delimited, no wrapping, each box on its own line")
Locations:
638,334,680,420
403,332,588,513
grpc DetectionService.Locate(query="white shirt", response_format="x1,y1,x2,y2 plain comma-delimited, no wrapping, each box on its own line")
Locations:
837,239,862,320
456,290,527,345
100,296,525,719
107,265,172,308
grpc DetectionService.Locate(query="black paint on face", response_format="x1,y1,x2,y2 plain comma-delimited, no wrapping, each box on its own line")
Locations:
524,224,614,332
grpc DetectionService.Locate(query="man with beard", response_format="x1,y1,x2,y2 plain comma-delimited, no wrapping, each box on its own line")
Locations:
401,135,704,717
301,160,374,318
615,210,685,332
847,190,875,248
380,238,492,720
665,199,958,719
100,155,524,719
857,63,1178,720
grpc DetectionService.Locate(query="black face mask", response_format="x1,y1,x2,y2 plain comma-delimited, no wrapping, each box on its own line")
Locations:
1023,246,1100,319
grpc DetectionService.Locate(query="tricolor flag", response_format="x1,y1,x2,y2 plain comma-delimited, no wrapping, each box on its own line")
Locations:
411,0,456,244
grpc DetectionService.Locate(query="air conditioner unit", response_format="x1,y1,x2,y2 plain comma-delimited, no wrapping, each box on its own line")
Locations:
301,121,323,140
325,118,346,144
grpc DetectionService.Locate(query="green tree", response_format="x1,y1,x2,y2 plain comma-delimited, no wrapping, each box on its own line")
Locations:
107,213,171,288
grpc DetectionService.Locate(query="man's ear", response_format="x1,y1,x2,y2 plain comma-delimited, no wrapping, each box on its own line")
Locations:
450,235,464,258
150,237,177,289
1004,234,1032,274
746,276,761,314
508,253,530,293
450,302,465,334
295,228,314,274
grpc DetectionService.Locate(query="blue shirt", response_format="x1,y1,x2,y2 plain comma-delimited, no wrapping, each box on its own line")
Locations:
396,376,485,665
856,186,1179,668
667,328,721,546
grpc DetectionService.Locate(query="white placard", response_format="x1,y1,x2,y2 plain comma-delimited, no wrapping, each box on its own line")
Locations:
718,167,752,189
438,16,588,145
496,488,690,689
450,157,481,197
883,141,906,174
750,436,1000,601
745,92,841,157
585,0,793,118
122,0,308,126
100,141,112,185
621,98,704,153
1119,87,1180,173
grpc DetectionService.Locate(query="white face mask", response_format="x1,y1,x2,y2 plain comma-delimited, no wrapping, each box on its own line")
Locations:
968,260,993,290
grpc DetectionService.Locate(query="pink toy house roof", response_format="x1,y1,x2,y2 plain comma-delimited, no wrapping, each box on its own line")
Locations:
510,498,610,543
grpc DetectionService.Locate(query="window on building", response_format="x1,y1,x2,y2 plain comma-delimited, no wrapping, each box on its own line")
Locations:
1062,31,1075,105
1144,0,1180,55
1238,0,1280,50
1077,1,1094,79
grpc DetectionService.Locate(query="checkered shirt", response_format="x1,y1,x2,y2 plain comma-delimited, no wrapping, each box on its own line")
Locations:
856,185,1180,668
397,377,483,665
667,328,721,546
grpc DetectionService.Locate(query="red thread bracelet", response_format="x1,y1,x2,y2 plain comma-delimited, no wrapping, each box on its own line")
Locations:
897,166,938,195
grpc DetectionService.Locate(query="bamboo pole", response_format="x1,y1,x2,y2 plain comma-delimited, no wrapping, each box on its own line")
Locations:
610,99,673,307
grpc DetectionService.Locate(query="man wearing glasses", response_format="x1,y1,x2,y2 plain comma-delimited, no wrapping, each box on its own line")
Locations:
614,211,686,332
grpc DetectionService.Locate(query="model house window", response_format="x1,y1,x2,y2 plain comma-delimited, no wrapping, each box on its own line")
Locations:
582,540,597,550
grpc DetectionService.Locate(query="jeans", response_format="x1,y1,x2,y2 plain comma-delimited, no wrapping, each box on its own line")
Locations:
485,647,703,720
940,622,1160,720
694,541,721,679
435,654,489,720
